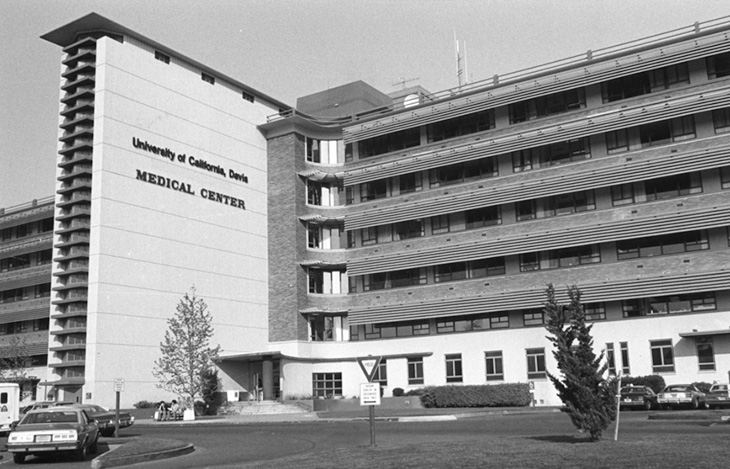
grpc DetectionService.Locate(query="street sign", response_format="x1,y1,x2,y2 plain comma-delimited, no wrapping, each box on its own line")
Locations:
360,383,381,406
357,356,382,383
114,378,125,392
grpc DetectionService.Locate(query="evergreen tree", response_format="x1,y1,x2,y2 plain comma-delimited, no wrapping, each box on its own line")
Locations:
544,284,616,441
153,287,221,409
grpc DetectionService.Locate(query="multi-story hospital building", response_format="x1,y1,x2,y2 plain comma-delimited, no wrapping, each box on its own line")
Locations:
2,13,730,407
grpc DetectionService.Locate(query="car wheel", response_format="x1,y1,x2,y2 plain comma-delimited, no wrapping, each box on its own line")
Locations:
90,436,99,454
13,453,26,464
76,445,88,462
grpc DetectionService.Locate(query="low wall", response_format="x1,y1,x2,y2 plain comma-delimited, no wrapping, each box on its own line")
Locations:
312,396,423,412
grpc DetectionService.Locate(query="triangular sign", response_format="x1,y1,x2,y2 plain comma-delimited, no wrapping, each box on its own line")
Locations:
357,356,382,383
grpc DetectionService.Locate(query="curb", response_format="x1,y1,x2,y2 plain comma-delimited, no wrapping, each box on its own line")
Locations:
90,442,195,469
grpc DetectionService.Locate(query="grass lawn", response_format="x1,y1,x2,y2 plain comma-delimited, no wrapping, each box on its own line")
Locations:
239,424,730,468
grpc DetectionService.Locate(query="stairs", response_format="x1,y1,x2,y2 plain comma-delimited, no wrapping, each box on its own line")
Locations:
225,401,311,415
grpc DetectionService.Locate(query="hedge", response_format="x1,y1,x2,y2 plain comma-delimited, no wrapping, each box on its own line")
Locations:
419,383,532,408
620,375,666,394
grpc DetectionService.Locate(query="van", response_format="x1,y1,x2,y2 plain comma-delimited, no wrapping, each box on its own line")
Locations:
0,383,20,434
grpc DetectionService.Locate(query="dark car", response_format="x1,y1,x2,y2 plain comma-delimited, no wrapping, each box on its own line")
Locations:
6,406,99,464
620,385,658,411
704,383,730,409
657,384,706,410
71,404,135,437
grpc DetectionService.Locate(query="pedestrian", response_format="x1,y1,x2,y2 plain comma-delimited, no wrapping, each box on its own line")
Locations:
157,401,168,421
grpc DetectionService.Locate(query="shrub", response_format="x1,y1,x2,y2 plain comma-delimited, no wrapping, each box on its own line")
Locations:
419,384,532,408
621,375,666,394
133,400,157,409
406,388,426,396
392,387,404,397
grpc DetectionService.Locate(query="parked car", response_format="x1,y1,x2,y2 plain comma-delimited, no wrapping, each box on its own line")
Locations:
71,404,135,437
620,385,658,411
704,383,730,409
6,406,99,464
19,401,73,416
657,384,706,409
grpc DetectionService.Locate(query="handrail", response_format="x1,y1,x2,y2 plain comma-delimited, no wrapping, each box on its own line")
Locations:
0,195,55,216
266,15,730,126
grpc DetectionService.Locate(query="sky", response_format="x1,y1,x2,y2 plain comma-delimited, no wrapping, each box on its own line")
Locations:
2,0,730,208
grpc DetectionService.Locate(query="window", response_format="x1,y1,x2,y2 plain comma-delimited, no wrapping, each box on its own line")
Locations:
639,116,695,147
362,321,429,340
312,372,342,398
601,63,689,103
584,303,606,321
242,91,255,103
606,343,616,376
398,173,422,194
508,88,586,124
650,340,674,373
349,325,360,341
485,351,504,381
512,138,590,172
519,245,601,272
154,50,170,64
358,127,420,158
611,183,635,206
712,108,730,133
434,258,505,283
516,200,536,221
429,157,497,187
373,360,388,385
544,190,596,216
696,338,715,371
644,172,702,201
523,310,544,326
707,52,730,79
408,357,424,385
526,348,546,379
445,354,463,383
465,206,501,229
723,167,730,189
309,316,334,341
605,129,629,154
201,72,215,85
427,110,495,143
361,180,388,201
431,214,451,235
362,268,427,291
392,219,424,241
616,230,709,260
308,269,323,294
620,342,630,375
622,292,715,317
361,227,378,246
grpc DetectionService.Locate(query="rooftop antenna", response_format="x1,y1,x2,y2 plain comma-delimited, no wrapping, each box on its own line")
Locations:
392,76,420,89
455,32,469,89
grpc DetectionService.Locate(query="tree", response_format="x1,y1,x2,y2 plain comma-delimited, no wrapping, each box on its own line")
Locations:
0,335,32,383
153,287,221,409
543,284,616,441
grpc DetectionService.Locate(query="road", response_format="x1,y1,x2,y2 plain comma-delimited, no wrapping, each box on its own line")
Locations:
0,411,727,467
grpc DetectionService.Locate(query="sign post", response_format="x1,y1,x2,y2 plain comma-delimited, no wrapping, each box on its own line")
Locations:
357,356,382,447
113,378,125,438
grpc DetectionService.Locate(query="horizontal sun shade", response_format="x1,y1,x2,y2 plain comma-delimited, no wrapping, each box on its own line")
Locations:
344,84,730,186
343,29,730,144
345,141,730,230
346,202,730,276
348,269,730,325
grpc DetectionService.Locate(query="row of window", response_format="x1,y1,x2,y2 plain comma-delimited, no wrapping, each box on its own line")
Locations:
312,334,717,397
350,52,730,160
349,229,715,293
0,250,53,272
1,218,53,242
0,318,49,335
0,284,51,303
349,169,715,249
345,292,717,342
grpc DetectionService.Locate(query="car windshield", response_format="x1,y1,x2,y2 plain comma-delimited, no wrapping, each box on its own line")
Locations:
711,385,728,392
621,387,644,393
21,411,79,425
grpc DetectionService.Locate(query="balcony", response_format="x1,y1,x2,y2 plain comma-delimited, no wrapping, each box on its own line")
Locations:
60,87,94,105
49,327,87,336
48,360,86,368
57,190,91,207
59,126,93,143
56,179,92,196
60,113,94,130
58,138,93,155
60,99,94,117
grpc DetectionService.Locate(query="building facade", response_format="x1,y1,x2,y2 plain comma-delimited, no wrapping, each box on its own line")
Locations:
0,197,54,402
1,13,728,407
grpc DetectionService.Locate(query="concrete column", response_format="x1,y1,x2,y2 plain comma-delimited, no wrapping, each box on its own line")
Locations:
262,356,274,400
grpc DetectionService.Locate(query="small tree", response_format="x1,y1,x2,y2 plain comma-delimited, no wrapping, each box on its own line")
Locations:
153,287,221,409
0,335,32,383
544,284,616,441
